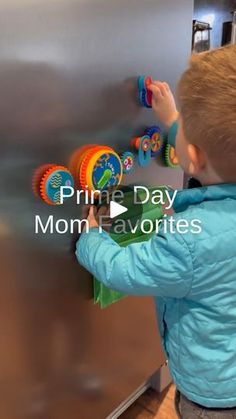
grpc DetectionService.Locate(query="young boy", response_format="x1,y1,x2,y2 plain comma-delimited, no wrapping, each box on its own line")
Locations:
76,45,236,418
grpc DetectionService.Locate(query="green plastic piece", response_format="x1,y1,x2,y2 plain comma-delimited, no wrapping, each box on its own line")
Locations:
164,144,179,169
97,169,112,189
93,186,167,309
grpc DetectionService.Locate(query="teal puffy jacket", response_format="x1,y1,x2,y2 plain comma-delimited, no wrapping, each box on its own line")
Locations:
76,183,236,408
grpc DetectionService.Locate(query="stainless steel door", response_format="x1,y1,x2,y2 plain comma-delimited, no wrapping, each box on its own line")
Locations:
0,0,193,418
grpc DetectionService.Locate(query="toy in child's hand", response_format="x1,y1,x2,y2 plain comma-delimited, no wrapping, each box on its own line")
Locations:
144,126,164,157
164,144,179,168
33,164,74,205
138,75,153,108
69,145,123,193
120,151,135,174
132,135,152,167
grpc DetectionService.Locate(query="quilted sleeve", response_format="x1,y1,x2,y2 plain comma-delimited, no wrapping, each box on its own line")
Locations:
76,226,193,298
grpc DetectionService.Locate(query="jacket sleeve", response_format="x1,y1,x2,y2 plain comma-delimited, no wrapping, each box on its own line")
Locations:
76,227,193,298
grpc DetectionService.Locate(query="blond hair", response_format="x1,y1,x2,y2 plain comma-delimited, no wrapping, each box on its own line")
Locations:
178,45,236,181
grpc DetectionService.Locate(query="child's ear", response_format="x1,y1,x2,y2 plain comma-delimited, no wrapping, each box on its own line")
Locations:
187,144,206,176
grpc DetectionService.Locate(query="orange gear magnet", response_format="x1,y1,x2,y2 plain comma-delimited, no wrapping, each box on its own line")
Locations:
70,145,123,193
33,164,74,205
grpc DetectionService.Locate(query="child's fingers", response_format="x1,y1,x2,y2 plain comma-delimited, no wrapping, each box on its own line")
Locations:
82,204,91,219
97,206,112,231
163,82,170,92
148,84,163,100
149,81,165,97
152,80,170,96
88,205,97,219
156,81,167,96
98,205,109,217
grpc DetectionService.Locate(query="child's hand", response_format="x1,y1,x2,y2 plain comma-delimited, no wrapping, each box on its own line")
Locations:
148,81,179,129
82,205,111,232
83,205,99,230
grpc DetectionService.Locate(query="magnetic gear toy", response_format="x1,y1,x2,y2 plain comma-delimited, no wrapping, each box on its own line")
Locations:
164,144,179,169
69,144,99,188
120,152,135,174
69,145,123,193
33,164,74,205
132,135,151,167
145,126,164,157
138,75,153,108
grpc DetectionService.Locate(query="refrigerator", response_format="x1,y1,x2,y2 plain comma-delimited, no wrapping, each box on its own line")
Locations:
0,0,193,418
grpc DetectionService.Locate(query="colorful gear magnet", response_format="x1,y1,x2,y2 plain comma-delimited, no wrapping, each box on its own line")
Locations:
69,144,98,189
33,164,74,205
120,151,135,174
164,144,179,169
132,135,151,167
145,126,164,157
138,75,153,108
70,145,123,193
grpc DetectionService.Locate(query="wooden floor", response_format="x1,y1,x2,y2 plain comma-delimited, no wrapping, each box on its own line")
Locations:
120,384,178,419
